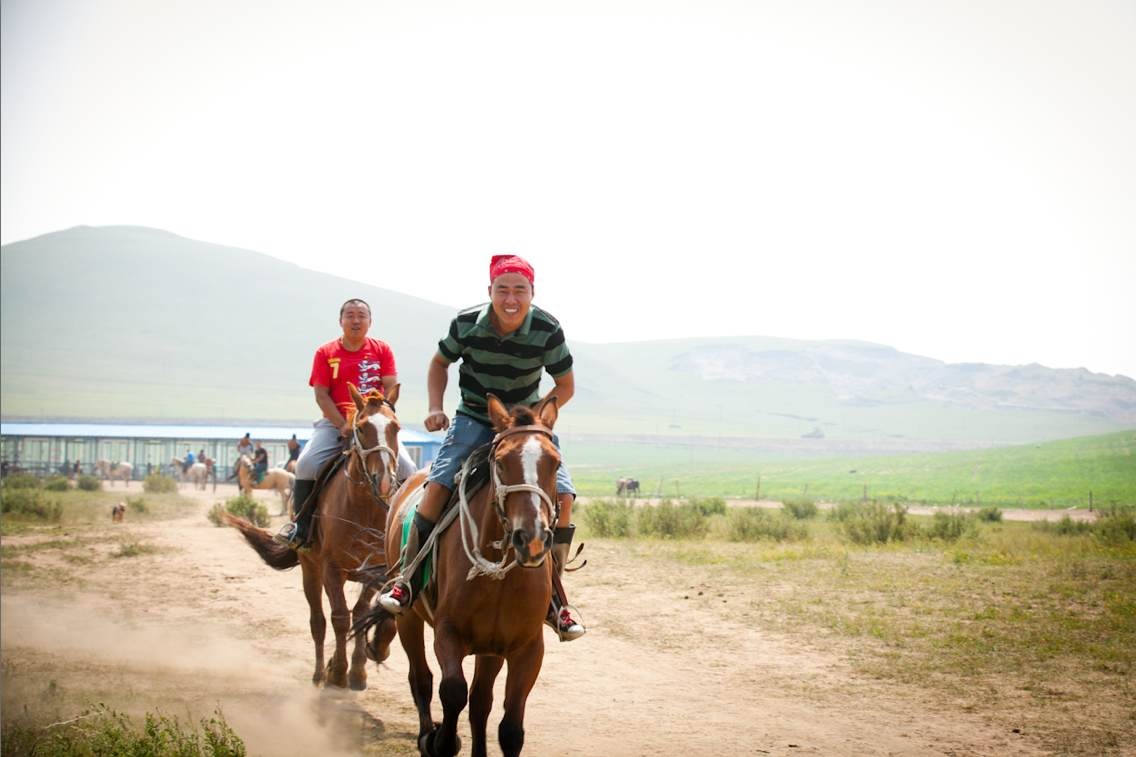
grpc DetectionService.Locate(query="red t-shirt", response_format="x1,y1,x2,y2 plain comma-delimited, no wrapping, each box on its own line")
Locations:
309,338,397,415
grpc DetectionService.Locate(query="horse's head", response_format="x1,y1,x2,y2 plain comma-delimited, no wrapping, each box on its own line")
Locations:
347,382,402,501
486,393,561,568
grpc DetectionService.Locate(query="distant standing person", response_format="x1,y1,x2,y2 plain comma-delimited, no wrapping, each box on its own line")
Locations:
252,442,269,483
286,434,301,473
274,298,418,549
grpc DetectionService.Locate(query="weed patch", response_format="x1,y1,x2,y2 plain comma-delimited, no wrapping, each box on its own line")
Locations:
208,495,269,528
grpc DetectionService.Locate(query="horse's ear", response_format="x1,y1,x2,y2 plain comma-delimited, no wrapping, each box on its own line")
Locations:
385,383,400,409
486,394,511,432
348,383,365,415
536,394,559,430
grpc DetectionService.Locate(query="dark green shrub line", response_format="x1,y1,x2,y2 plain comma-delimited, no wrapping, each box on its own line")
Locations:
76,475,102,491
0,488,63,521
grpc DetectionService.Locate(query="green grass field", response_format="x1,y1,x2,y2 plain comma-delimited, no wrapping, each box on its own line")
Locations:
566,429,1136,507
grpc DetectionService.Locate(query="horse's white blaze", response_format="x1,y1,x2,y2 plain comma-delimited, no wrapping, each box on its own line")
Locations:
521,436,544,518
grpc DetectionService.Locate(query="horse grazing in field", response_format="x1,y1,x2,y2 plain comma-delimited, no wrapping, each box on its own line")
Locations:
256,467,296,515
226,384,403,690
111,502,126,522
96,459,133,487
616,477,640,496
172,459,209,490
360,394,561,757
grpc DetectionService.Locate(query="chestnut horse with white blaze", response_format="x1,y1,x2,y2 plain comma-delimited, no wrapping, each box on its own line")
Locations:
225,385,402,690
360,394,561,757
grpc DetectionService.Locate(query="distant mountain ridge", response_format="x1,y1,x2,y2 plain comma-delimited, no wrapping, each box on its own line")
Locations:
2,225,1132,448
673,342,1136,420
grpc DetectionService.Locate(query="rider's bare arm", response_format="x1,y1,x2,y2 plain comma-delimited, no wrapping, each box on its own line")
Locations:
314,385,349,435
545,370,574,409
424,353,451,431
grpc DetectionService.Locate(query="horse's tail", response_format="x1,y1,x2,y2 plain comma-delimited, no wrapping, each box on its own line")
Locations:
221,513,299,570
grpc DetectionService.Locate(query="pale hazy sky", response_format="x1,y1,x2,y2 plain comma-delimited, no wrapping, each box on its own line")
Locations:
3,0,1134,377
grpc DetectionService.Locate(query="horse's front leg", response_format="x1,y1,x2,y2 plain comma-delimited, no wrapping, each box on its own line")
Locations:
499,637,545,757
432,625,470,757
469,654,504,757
300,562,326,686
323,568,351,688
348,585,377,690
397,613,436,750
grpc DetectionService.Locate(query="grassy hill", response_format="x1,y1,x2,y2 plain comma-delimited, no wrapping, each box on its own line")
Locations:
2,226,1133,449
567,429,1136,507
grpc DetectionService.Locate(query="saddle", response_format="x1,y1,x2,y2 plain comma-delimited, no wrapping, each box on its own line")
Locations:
396,443,493,592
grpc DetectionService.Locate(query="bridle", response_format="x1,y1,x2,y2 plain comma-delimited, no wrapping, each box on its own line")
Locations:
488,425,561,528
454,424,560,581
345,409,400,503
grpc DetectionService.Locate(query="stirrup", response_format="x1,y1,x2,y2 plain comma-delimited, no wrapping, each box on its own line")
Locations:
272,521,298,547
378,581,412,615
546,605,585,642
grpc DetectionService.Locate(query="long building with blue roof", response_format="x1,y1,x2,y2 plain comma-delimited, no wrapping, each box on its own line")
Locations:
0,421,442,479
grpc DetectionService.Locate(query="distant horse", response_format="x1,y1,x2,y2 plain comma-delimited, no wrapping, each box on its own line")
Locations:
616,477,640,496
256,467,296,515
96,459,133,487
171,458,208,490
235,454,256,497
111,502,126,522
361,394,561,757
226,384,402,690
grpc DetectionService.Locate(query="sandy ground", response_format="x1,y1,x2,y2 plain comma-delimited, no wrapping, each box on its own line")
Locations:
1,485,1070,756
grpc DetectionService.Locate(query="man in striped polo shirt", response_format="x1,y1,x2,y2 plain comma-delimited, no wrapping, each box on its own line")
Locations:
378,254,585,641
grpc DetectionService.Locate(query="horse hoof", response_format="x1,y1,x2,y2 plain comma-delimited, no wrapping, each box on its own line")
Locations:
349,675,367,691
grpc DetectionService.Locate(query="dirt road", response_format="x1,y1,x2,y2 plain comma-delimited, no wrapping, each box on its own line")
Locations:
2,485,1050,756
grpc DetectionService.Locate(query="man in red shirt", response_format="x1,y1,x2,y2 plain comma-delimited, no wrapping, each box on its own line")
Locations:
275,298,417,549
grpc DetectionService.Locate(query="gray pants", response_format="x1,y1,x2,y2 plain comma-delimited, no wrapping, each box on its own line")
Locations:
295,418,418,483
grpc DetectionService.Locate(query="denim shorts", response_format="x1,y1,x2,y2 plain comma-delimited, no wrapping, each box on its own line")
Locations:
427,413,575,497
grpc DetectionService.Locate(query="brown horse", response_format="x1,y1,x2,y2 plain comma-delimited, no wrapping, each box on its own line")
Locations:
362,394,561,757
226,384,402,690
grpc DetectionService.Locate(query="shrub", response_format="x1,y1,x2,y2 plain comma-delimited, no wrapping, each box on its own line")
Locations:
210,494,269,528
841,502,914,544
926,510,976,542
781,495,818,520
114,541,157,558
580,498,634,538
688,496,727,517
1094,505,1136,543
2,473,40,490
127,496,149,513
143,473,177,493
826,501,861,523
0,704,246,756
0,488,62,521
727,508,808,542
44,475,71,491
976,506,1003,522
76,474,102,491
1033,516,1093,536
637,499,709,539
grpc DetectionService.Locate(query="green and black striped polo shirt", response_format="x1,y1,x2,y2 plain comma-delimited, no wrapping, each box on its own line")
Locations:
437,303,573,426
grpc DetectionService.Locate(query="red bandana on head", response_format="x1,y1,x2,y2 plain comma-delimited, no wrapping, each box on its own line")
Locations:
489,255,535,286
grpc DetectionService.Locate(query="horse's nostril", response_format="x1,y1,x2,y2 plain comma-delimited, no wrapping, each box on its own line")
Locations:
512,530,528,552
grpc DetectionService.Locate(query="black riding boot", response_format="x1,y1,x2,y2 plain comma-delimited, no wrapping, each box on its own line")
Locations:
547,524,585,641
274,478,316,550
377,513,435,614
